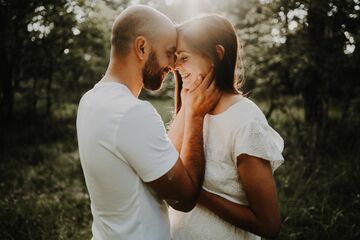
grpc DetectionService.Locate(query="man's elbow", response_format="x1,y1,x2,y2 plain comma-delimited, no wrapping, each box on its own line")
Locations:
169,200,196,212
170,188,199,212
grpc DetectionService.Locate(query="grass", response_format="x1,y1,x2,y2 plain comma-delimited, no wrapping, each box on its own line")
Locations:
272,107,360,240
1,100,359,239
0,106,91,239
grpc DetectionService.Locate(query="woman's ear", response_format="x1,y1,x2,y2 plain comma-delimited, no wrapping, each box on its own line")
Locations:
134,36,148,60
215,44,225,60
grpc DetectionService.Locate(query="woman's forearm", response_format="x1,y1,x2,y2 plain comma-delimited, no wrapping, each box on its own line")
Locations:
198,189,280,238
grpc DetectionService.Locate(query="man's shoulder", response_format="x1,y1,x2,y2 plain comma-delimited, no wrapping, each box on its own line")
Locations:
122,100,159,123
78,88,93,104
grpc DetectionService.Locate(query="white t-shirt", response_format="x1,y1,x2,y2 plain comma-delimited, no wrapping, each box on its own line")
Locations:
76,81,178,240
169,96,284,240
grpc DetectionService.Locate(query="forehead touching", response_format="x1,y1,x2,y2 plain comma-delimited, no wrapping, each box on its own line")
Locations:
175,34,192,56
175,18,208,55
153,24,176,54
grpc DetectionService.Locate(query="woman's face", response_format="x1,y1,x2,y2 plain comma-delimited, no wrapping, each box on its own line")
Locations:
175,35,212,91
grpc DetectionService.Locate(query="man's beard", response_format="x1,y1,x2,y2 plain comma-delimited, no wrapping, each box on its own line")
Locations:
142,51,169,91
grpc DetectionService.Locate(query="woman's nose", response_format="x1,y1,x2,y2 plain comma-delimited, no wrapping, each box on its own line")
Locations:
174,59,181,71
168,55,175,69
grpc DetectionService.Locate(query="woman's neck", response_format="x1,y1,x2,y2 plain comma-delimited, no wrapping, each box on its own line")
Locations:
209,92,242,115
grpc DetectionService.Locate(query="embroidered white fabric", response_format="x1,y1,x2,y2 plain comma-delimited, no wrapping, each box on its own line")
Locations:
169,97,284,240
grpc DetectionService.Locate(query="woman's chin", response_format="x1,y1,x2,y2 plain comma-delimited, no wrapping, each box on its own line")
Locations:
182,84,191,91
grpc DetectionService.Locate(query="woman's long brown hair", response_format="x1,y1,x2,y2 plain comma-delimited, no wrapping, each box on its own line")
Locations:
174,14,245,114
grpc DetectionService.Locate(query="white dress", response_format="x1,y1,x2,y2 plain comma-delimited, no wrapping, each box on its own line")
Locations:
169,96,284,240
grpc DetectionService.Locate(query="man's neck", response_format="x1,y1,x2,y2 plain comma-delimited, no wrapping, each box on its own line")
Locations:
104,57,143,97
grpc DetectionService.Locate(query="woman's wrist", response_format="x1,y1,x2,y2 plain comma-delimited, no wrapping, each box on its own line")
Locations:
198,189,210,206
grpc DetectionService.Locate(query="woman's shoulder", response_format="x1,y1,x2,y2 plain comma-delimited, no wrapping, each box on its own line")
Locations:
206,95,268,132
227,96,267,124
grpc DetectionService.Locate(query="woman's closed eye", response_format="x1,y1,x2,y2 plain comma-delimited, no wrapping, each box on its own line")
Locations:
175,52,190,63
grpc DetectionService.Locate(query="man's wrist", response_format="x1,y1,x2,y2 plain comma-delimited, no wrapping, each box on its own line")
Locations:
185,108,206,119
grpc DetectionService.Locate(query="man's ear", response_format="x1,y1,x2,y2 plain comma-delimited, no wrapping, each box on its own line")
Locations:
215,44,225,60
134,36,148,60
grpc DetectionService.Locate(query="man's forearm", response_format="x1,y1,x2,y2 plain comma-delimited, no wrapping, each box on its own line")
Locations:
167,107,185,153
180,112,205,194
167,112,205,211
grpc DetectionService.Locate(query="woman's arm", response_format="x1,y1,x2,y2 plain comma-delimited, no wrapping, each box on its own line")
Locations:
198,154,281,238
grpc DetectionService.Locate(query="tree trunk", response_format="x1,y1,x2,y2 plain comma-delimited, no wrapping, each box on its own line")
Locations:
46,60,54,115
32,77,38,112
0,48,13,123
0,2,13,123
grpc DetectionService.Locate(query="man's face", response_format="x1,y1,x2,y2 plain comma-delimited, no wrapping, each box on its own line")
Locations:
142,30,176,91
142,51,169,90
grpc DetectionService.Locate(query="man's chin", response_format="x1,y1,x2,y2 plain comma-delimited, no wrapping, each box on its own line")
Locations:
143,84,162,91
143,69,170,91
143,80,163,91
144,73,169,91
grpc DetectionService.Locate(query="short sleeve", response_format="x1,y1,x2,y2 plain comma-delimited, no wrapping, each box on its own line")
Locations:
115,102,178,182
232,120,284,172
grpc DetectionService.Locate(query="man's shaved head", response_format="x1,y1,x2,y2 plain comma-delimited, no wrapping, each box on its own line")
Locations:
111,5,174,57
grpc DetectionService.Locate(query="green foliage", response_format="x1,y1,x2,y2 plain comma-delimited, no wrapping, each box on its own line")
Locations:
1,0,112,120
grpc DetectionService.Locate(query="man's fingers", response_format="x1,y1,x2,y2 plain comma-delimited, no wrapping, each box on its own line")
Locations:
207,77,217,91
192,76,202,90
188,74,204,93
206,80,222,102
190,66,215,93
199,66,215,90
204,77,218,96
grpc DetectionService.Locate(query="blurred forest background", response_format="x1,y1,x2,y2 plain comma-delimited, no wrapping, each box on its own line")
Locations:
1,0,359,239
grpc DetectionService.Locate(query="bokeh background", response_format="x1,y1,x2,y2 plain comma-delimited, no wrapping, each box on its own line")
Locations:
1,0,359,239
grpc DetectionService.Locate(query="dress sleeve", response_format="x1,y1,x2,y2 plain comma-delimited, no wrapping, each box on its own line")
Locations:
232,120,284,172
114,102,178,182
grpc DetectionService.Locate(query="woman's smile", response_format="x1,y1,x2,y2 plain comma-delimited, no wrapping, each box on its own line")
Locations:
180,72,191,79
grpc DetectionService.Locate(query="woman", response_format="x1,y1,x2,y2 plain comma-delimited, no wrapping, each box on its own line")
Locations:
168,14,284,240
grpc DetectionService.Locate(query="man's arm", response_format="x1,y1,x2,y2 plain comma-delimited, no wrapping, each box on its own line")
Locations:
148,112,205,211
148,69,220,211
167,107,185,153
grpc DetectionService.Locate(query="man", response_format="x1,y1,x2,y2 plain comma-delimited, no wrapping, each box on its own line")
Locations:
76,5,220,240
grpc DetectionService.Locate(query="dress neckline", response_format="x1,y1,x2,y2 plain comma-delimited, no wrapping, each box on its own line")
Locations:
206,96,246,119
